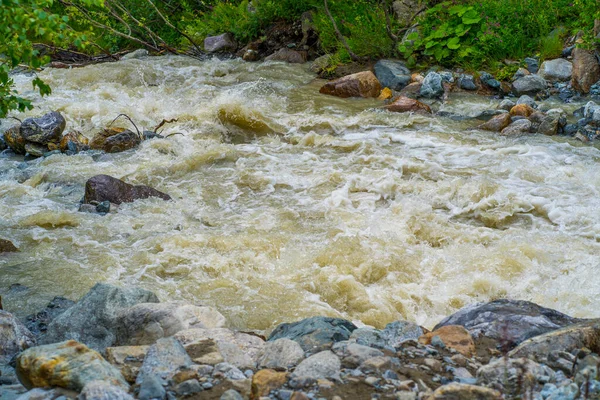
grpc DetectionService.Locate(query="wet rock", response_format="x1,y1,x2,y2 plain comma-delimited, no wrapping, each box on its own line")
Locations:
3,126,26,154
512,74,547,96
121,49,149,60
512,67,530,81
174,379,202,396
477,357,555,396
0,238,19,253
16,340,128,391
539,58,573,82
89,128,141,153
319,71,382,99
115,301,226,346
419,72,444,98
83,175,171,206
0,134,6,151
59,131,89,153
498,99,516,112
349,327,387,349
268,316,357,353
538,116,560,136
205,33,237,53
571,48,600,94
478,113,512,132
502,119,533,136
291,351,341,381
525,57,539,73
374,60,411,91
479,72,501,90
385,96,432,114
258,338,304,370
42,283,158,352
310,54,333,74
429,382,502,400
378,87,393,100
105,345,149,384
516,95,537,108
251,369,288,399
419,326,475,357
509,104,535,118
24,143,47,158
584,101,600,122
220,389,244,400
0,310,36,363
78,380,134,400
331,342,384,368
382,320,424,349
265,48,306,64
25,296,75,338
457,74,477,91
20,112,66,145
434,299,582,348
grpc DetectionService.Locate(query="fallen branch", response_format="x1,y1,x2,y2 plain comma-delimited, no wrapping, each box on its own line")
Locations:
108,114,142,139
153,118,178,134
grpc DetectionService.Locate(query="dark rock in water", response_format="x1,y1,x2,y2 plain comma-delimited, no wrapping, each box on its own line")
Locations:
42,283,159,352
3,126,26,155
434,299,582,348
0,135,6,151
141,131,163,140
84,175,171,206
204,33,237,53
512,74,547,96
564,124,579,136
265,48,307,64
0,310,36,363
319,71,382,99
0,238,19,253
419,72,444,98
457,74,477,91
374,60,411,91
20,111,66,145
524,57,539,73
479,72,501,90
268,316,357,353
95,201,110,214
25,296,76,338
89,128,141,153
59,131,89,154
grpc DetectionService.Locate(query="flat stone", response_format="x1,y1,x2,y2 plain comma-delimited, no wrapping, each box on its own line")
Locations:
319,71,382,99
374,60,411,91
0,310,36,363
20,111,66,145
539,58,573,82
430,383,502,400
251,369,288,398
419,326,475,357
268,316,357,353
291,351,341,381
385,97,432,114
478,113,511,132
258,338,304,370
78,380,134,400
105,345,149,384
83,175,171,206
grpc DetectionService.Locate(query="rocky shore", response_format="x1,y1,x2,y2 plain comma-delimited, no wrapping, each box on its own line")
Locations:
0,283,599,399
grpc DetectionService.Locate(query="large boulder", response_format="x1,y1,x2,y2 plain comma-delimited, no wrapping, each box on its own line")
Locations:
374,60,411,91
89,128,140,153
571,48,600,94
265,48,306,64
539,58,573,82
434,299,581,348
419,72,444,98
0,310,36,363
512,74,547,96
268,316,357,353
319,71,382,99
115,301,226,346
83,175,171,206
20,111,66,145
16,340,128,391
42,283,159,352
384,97,432,114
204,33,237,53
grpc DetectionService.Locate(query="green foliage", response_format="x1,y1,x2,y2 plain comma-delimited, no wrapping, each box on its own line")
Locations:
186,1,261,44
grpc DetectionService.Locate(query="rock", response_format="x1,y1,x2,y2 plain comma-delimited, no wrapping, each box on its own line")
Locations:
429,383,502,400
258,338,304,370
16,340,128,391
477,357,555,397
121,49,148,60
584,101,600,122
381,320,424,349
12,387,77,399
539,58,573,82
83,175,171,206
25,297,75,338
512,67,530,81
265,48,306,64
251,369,288,399
478,113,512,132
24,143,47,157
458,74,477,91
500,119,532,136
349,328,387,349
434,299,582,348
310,54,333,74
374,60,411,91
0,310,36,363
291,351,341,380
419,72,444,98
419,326,475,358
0,238,19,253
174,379,202,396
538,116,560,136
512,74,547,96
516,95,537,108
384,96,432,114
115,301,226,346
571,48,600,94
105,346,149,384
242,49,260,62
20,112,66,145
331,342,384,368
42,283,158,352
378,87,393,100
213,362,246,380
59,131,89,153
508,319,600,363
4,126,26,154
509,104,535,118
479,72,501,90
359,356,392,373
221,390,244,400
78,380,134,400
524,57,539,73
319,71,382,99
268,316,357,353
89,128,141,153
204,33,237,53
498,99,516,112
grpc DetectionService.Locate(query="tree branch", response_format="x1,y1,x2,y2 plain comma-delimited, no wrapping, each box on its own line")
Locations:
323,0,361,62
143,0,203,55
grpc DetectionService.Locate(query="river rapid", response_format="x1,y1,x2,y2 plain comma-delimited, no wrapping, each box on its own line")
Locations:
1,56,599,332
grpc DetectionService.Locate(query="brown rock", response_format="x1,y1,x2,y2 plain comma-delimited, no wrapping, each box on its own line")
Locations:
0,238,19,253
501,119,532,136
411,73,424,83
265,48,307,64
83,175,171,205
89,128,141,153
378,87,393,100
571,48,600,94
385,96,432,114
419,325,475,358
251,369,288,399
291,392,310,400
509,104,535,117
538,116,560,136
319,71,382,98
3,126,26,154
528,111,546,124
59,131,89,152
429,383,502,400
105,345,149,384
477,113,511,132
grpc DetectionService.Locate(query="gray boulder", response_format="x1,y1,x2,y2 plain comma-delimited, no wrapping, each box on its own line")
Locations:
434,299,581,348
374,60,411,91
498,99,516,112
539,58,573,82
524,57,539,73
0,310,36,363
584,101,600,122
268,316,357,353
349,327,387,349
419,72,444,98
291,350,341,380
331,341,384,368
479,72,501,90
20,111,66,145
204,33,237,53
121,49,149,60
42,283,159,352
458,74,478,91
25,296,75,339
265,48,306,64
501,119,532,135
381,320,424,348
257,338,304,370
512,74,547,95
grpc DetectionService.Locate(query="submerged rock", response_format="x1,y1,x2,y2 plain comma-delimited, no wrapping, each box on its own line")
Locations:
571,48,600,94
20,111,66,145
384,97,432,114
0,238,19,253
374,60,411,91
268,316,357,353
319,71,382,99
539,58,573,82
89,128,140,153
204,33,237,53
83,175,171,206
0,310,36,363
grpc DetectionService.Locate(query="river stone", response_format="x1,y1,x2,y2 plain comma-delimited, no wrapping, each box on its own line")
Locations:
78,380,134,400
0,310,36,363
3,126,26,154
59,131,89,153
83,175,171,205
419,72,444,98
265,48,306,64
105,346,149,384
479,72,501,90
251,369,288,398
0,238,19,253
204,33,237,53
538,116,560,136
430,383,502,400
258,338,304,370
121,49,149,60
516,95,537,108
571,48,600,94
512,67,530,81
11,387,77,399
584,101,600,121
500,119,532,136
16,340,128,391
319,71,382,98
349,327,387,349
385,96,432,114
419,326,475,357
524,57,539,73
539,58,573,82
374,60,411,91
291,351,341,380
25,296,75,339
381,320,424,349
434,299,582,348
498,99,516,112
331,342,384,368
115,301,226,346
458,74,477,91
24,143,47,158
477,357,555,396
268,316,357,353
42,283,158,352
512,74,547,95
220,389,244,400
213,362,246,380
20,111,66,145
89,128,141,153
509,104,535,118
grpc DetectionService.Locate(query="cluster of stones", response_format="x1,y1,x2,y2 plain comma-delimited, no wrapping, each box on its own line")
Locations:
1,284,600,400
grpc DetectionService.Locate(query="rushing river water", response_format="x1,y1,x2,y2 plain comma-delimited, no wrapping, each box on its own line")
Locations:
1,56,599,332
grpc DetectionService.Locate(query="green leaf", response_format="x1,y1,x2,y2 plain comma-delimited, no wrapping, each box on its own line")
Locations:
447,37,461,49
